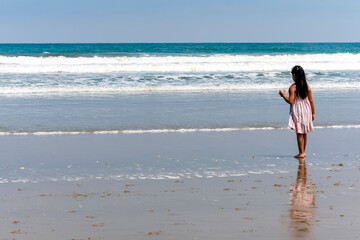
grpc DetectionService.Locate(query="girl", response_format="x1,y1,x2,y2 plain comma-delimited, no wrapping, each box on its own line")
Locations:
279,66,315,158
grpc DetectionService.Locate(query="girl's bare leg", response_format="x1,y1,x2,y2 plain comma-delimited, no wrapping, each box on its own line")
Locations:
295,134,306,158
304,133,307,152
296,134,302,155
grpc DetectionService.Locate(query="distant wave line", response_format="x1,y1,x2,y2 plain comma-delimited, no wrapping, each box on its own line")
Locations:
0,125,359,136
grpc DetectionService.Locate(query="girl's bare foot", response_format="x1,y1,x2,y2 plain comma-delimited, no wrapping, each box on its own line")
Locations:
294,153,306,159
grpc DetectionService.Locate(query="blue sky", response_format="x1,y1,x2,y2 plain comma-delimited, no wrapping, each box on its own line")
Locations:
1,0,359,43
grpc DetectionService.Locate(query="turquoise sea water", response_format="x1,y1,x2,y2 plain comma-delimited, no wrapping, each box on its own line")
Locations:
0,43,359,133
2,43,360,56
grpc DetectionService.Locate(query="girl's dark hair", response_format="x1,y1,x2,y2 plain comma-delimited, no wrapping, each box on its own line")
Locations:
291,65,308,99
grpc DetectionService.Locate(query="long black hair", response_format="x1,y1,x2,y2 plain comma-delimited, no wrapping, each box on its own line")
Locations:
291,65,308,99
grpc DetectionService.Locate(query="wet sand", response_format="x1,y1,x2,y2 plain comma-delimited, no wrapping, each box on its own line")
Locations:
1,128,360,240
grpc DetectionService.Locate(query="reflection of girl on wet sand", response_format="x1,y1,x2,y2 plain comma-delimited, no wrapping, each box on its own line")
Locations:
289,159,316,239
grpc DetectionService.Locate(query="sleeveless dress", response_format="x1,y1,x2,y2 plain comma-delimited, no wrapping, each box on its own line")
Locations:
288,96,313,134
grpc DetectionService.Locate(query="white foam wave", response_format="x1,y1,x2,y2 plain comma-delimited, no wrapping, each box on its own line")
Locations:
1,53,360,74
0,125,359,136
315,125,360,129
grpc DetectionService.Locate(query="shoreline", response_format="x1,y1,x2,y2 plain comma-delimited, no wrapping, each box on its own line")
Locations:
0,124,360,136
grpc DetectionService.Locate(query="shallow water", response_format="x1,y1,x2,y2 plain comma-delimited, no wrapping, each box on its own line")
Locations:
0,90,359,133
0,128,358,183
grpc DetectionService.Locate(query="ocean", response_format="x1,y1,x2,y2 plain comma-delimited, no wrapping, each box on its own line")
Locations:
0,42,360,134
1,43,360,183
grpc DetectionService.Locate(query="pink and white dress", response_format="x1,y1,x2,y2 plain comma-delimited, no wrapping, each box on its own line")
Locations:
288,96,313,134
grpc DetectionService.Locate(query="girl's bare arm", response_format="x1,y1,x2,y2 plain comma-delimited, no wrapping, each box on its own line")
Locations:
279,85,296,104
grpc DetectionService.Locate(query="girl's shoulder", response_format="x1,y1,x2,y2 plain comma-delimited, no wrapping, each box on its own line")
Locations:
289,84,296,91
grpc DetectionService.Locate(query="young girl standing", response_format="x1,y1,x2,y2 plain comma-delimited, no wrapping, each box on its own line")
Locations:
279,66,315,158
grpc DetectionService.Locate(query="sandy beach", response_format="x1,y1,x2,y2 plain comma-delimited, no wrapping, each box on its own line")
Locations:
1,128,359,240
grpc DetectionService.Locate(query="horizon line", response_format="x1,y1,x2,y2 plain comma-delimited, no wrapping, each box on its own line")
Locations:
1,41,360,44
